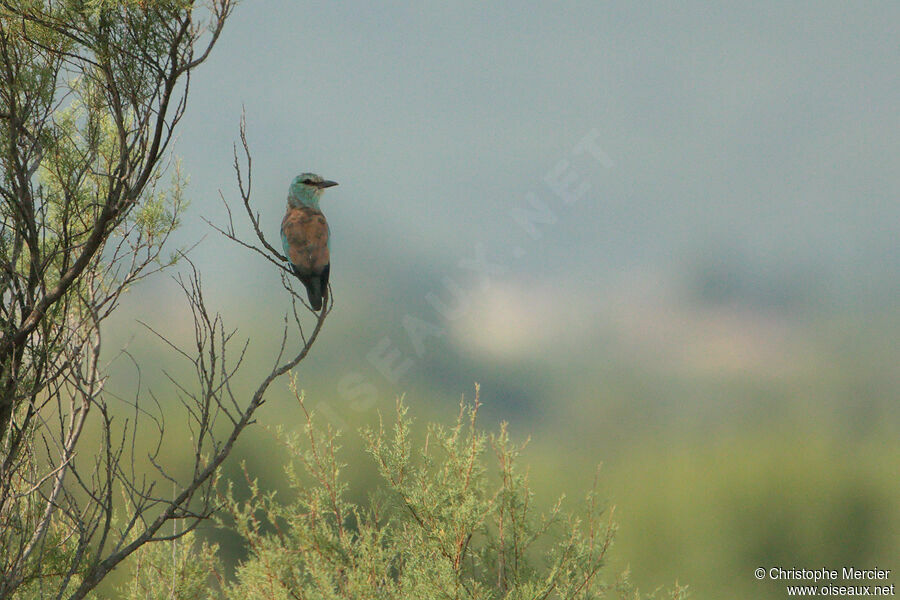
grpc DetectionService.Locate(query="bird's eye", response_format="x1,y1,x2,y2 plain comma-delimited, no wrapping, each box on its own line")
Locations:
302,179,313,185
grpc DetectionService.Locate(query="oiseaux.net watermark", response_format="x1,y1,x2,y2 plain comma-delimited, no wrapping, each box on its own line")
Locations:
756,566,895,597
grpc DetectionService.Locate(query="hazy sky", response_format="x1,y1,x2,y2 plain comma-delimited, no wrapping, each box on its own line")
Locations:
122,0,900,401
169,2,898,313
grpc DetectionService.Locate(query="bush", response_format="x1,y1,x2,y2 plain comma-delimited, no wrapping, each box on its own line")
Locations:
124,382,688,600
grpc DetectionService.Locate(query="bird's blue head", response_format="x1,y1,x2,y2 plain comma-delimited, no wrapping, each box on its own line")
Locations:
287,172,339,209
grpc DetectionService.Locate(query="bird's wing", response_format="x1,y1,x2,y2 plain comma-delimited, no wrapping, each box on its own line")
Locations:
280,206,330,274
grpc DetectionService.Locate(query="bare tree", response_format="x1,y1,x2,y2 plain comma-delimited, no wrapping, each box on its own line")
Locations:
0,3,330,598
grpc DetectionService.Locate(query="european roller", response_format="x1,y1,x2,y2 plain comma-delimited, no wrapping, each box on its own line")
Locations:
280,173,338,311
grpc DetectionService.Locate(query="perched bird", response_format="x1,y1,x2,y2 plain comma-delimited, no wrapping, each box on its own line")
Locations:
280,173,338,311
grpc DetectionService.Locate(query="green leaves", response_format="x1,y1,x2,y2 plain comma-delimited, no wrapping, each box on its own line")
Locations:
165,389,688,600
118,531,221,600
0,3,231,597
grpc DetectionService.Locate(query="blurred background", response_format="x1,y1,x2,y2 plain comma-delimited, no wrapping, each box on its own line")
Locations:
105,2,899,598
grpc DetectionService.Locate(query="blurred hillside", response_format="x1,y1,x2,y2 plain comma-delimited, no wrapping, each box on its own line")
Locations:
102,252,900,599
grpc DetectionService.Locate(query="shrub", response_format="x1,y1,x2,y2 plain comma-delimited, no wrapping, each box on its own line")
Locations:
125,382,688,600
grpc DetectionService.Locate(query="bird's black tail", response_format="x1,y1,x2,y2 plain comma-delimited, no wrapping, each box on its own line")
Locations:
291,264,327,312
304,278,323,311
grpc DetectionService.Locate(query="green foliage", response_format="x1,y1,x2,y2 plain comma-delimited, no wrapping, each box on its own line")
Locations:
0,475,85,599
118,531,221,600
0,2,231,597
124,382,687,599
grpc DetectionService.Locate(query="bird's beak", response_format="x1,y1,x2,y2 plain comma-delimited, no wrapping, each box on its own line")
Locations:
316,180,339,188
